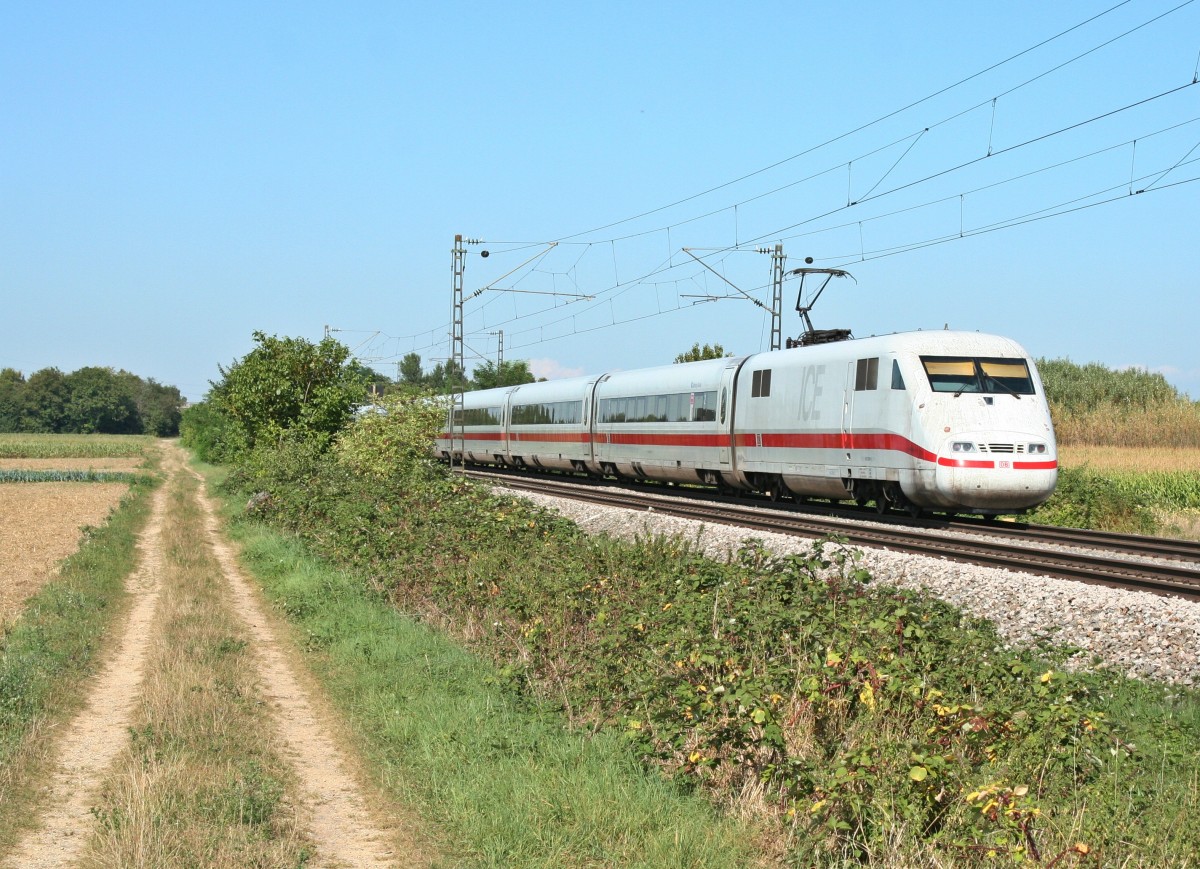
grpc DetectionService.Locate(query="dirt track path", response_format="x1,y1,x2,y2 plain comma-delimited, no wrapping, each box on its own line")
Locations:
3,442,414,868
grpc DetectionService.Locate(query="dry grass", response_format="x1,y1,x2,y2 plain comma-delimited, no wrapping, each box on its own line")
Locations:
81,466,313,866
1059,445,1200,473
1051,402,1200,448
0,482,129,626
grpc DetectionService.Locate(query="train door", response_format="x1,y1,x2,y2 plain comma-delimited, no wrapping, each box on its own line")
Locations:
841,361,856,454
584,378,601,471
884,356,912,459
718,357,746,468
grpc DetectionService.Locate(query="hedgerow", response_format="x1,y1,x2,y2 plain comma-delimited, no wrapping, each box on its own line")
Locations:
221,408,1200,866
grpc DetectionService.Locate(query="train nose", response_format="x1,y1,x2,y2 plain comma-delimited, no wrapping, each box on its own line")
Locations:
932,432,1058,512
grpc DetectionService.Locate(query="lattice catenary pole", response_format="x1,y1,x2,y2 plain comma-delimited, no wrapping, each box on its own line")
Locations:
450,234,467,469
769,243,785,351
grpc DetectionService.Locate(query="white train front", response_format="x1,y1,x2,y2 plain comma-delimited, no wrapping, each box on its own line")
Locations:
436,330,1058,516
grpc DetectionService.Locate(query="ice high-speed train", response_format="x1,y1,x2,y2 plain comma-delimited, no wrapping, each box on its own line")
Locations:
435,330,1058,516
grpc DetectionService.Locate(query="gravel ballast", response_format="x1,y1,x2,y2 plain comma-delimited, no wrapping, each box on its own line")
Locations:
510,488,1200,688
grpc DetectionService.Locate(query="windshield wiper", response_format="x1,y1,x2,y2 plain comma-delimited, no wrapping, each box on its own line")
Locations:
954,361,982,398
987,375,1022,399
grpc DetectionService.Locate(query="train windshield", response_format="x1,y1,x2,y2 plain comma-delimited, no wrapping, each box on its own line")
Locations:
920,356,1036,396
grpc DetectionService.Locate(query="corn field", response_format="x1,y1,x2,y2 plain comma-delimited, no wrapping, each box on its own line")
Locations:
0,434,150,459
1050,402,1200,448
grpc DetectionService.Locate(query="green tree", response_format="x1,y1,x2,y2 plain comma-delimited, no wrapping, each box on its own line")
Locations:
426,359,468,392
674,342,732,363
350,362,392,401
0,368,25,432
208,331,369,454
471,359,537,390
21,368,69,433
398,353,425,386
122,374,185,437
63,366,139,433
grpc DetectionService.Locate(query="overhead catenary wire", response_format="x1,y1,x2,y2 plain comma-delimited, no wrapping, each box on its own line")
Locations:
548,0,1149,243
382,145,1200,363
356,1,1198,368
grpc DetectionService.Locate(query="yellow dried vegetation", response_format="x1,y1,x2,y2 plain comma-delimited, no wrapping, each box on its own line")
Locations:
1058,446,1200,474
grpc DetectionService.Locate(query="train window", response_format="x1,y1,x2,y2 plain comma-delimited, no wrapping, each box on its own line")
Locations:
891,360,906,390
978,359,1035,395
511,400,584,425
597,391,719,423
452,406,502,427
751,369,772,397
693,391,717,421
855,358,879,391
921,356,1035,395
719,388,727,423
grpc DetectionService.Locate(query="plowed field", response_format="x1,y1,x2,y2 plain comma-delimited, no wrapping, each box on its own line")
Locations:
0,483,128,625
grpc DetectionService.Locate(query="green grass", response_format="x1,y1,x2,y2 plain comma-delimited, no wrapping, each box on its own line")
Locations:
0,433,151,459
0,474,157,850
226,518,760,868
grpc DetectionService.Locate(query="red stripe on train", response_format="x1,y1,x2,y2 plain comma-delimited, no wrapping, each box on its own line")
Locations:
438,430,1056,470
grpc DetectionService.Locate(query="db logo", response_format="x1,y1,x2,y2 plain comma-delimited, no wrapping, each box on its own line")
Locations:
999,460,1012,469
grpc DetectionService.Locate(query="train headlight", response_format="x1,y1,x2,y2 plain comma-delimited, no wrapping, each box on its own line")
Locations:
950,441,976,453
1027,443,1047,455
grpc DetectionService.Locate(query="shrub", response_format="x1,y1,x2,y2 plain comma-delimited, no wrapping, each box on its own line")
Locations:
333,391,448,485
1028,466,1159,533
207,332,369,458
180,402,247,464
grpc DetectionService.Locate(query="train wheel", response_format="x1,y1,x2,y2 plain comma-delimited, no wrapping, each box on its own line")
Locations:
763,475,788,503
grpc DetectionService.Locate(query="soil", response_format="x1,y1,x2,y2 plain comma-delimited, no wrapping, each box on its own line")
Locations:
2,442,423,868
0,482,129,627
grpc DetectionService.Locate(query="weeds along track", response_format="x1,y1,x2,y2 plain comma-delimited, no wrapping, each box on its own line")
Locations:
464,467,1200,601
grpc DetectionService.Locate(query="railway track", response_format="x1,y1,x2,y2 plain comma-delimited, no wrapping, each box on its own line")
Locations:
462,466,1200,602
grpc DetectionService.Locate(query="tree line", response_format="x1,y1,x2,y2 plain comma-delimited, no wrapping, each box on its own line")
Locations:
394,352,538,392
183,334,543,463
0,366,185,436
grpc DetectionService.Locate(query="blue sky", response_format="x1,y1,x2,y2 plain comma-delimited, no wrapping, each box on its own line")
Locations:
3,1,1198,401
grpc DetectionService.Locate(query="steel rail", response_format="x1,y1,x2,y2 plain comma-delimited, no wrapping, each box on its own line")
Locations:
462,465,1200,563
465,468,1200,602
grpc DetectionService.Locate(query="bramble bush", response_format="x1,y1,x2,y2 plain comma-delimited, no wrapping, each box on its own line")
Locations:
219,400,1200,865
